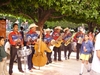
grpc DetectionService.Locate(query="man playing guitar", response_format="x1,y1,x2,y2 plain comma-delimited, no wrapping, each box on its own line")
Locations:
44,28,52,64
52,26,62,61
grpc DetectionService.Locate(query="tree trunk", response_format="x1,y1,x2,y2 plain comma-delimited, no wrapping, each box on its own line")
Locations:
37,10,51,29
87,22,96,32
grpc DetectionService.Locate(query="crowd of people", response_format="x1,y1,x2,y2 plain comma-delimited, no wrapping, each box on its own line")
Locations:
0,23,100,75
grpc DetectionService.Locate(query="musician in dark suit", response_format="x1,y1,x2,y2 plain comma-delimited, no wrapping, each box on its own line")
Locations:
62,28,72,60
26,23,38,72
52,26,62,61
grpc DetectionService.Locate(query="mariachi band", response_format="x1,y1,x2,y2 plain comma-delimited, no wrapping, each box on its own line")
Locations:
4,23,86,75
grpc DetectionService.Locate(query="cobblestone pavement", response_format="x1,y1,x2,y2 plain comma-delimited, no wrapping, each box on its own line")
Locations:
7,52,90,75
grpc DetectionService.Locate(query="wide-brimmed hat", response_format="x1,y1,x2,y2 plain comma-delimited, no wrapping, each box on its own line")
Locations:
45,28,52,32
64,27,69,32
55,26,62,30
79,27,84,31
28,23,38,29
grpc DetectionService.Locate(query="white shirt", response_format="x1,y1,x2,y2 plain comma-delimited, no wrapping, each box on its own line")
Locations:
5,41,10,54
92,33,100,73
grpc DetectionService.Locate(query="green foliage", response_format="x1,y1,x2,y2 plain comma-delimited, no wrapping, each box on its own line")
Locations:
45,20,88,30
0,0,100,28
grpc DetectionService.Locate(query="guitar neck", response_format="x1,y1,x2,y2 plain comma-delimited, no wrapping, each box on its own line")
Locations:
56,33,64,41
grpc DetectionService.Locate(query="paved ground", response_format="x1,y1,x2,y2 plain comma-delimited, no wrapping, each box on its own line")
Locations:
7,52,91,75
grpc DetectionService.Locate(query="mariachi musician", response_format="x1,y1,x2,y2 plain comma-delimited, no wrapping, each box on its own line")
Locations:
74,27,84,61
44,28,52,64
26,23,38,72
9,23,24,75
62,27,72,60
52,26,62,61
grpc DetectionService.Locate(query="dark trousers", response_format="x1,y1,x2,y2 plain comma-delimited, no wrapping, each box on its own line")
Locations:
46,52,52,63
76,43,81,60
9,45,22,74
64,44,72,59
53,46,61,61
27,47,35,70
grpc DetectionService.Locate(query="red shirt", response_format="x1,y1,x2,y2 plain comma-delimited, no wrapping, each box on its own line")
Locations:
9,31,23,45
27,30,37,34
26,30,38,45
74,31,84,42
52,31,60,40
45,34,51,38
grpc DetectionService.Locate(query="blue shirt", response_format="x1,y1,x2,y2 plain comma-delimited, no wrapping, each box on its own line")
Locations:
26,32,38,42
80,40,93,54
44,34,52,42
63,33,72,41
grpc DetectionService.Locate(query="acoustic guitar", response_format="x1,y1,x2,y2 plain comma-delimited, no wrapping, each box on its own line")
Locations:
51,33,63,47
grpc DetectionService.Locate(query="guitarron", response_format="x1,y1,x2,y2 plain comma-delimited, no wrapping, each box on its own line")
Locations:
32,27,51,68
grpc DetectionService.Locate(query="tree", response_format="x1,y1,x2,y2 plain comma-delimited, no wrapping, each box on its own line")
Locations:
0,0,71,27
0,0,100,31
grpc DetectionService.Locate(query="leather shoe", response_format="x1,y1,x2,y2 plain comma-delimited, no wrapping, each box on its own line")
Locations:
49,61,52,63
32,67,36,69
87,69,91,72
58,59,63,61
54,59,57,62
19,70,24,73
79,73,82,75
46,62,49,65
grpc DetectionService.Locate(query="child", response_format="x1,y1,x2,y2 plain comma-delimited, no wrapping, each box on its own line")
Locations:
0,36,8,75
79,34,93,75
